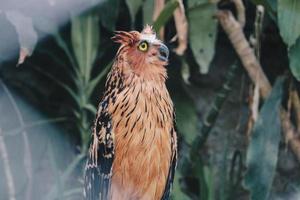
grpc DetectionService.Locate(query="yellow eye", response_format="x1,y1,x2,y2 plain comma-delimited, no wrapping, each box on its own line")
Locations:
138,41,148,52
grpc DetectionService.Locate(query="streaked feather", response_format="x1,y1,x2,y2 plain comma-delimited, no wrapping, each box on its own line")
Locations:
84,26,177,200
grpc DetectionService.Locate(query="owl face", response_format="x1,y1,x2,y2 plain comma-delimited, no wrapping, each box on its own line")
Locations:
113,26,169,65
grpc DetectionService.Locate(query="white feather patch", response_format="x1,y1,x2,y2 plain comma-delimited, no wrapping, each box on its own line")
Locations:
140,34,160,44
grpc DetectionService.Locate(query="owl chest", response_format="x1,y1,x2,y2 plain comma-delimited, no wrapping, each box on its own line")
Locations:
107,86,173,199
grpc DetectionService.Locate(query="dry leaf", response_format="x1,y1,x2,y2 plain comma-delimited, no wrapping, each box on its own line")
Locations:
17,48,30,66
232,0,246,27
153,0,165,40
5,11,37,66
173,0,188,55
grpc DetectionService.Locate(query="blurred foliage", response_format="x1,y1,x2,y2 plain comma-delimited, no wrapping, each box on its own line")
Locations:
277,0,300,81
187,0,217,74
153,0,179,32
1,0,300,200
244,77,283,200
289,38,300,81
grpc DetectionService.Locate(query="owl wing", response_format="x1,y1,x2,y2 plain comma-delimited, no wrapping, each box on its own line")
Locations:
84,100,114,200
161,127,178,200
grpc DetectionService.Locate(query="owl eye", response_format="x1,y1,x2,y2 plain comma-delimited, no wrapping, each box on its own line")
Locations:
138,41,149,52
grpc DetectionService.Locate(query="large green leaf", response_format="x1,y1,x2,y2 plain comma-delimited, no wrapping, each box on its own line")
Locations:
125,0,144,24
188,1,217,74
172,172,190,200
71,12,100,82
86,61,111,97
278,0,300,47
99,0,119,31
244,77,284,200
267,0,277,12
143,0,154,25
289,37,300,81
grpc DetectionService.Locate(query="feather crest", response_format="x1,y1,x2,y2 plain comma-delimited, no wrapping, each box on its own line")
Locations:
111,31,139,45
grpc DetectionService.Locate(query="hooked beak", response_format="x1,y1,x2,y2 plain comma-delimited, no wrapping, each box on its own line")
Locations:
158,43,169,62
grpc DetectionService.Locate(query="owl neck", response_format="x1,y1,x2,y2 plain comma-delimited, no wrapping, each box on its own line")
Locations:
113,54,167,83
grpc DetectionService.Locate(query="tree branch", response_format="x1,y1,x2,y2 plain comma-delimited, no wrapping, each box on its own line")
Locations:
216,2,300,161
173,0,188,55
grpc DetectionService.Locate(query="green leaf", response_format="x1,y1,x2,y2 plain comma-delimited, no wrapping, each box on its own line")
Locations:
153,1,179,32
30,65,81,107
267,0,277,12
278,0,300,47
188,1,217,74
244,77,284,200
289,37,300,80
99,0,119,31
203,166,214,200
125,0,144,24
143,0,154,25
86,61,112,97
71,12,100,82
54,33,79,72
172,172,191,200
173,88,198,145
83,103,97,115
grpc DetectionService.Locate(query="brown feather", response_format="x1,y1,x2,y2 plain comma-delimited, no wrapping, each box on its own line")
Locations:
92,26,177,200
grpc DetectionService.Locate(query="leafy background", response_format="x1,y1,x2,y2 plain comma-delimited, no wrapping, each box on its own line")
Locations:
0,0,300,200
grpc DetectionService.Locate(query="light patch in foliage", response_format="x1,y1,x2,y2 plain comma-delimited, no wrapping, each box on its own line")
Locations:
278,0,300,47
99,0,119,31
244,77,284,200
173,89,198,145
125,0,144,24
188,1,217,74
5,11,38,65
289,37,300,81
171,171,190,200
143,0,154,25
71,12,100,81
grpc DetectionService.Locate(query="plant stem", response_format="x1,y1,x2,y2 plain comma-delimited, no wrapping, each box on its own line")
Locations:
0,130,16,200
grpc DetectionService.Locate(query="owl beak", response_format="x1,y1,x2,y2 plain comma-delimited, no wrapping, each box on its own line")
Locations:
158,43,169,62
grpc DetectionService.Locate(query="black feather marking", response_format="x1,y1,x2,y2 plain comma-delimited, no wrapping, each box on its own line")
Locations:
160,152,177,200
123,90,140,118
116,118,122,128
111,102,120,115
144,100,147,113
121,104,130,117
160,126,178,200
125,117,130,128
123,130,129,138
141,128,147,143
130,113,142,132
84,104,114,200
125,102,138,118
121,98,130,109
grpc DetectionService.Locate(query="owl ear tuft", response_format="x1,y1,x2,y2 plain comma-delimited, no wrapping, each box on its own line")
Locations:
111,31,139,45
142,24,155,35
